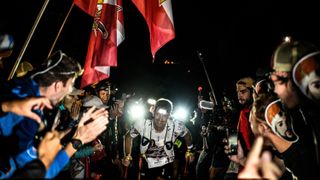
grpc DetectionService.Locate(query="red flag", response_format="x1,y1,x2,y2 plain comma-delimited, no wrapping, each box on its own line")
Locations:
74,0,125,88
74,0,97,17
132,0,175,60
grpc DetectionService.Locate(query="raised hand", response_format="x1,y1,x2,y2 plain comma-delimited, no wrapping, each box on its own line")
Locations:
238,136,282,180
70,100,82,120
38,131,63,170
109,100,125,118
1,97,52,123
73,106,109,144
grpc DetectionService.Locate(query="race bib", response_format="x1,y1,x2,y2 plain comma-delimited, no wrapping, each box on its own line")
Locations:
146,157,168,168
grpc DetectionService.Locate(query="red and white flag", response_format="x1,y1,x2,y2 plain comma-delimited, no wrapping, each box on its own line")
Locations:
74,0,125,88
132,0,175,60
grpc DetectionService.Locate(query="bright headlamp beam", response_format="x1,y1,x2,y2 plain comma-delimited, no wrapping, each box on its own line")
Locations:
173,107,188,120
157,108,168,115
147,98,156,105
128,103,145,120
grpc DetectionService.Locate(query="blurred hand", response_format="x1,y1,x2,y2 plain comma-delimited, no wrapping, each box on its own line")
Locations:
70,100,82,120
93,141,104,152
185,151,195,164
238,136,282,180
121,158,130,167
109,100,124,118
1,97,52,123
73,106,109,144
38,131,62,170
224,139,245,166
200,126,208,137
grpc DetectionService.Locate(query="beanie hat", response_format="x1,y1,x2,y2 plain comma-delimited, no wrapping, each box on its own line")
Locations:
271,37,318,72
236,77,255,91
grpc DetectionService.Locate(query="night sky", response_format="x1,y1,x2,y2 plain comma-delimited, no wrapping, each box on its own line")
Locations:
1,0,320,109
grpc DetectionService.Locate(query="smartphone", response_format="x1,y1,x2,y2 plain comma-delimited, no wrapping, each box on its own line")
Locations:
226,129,238,155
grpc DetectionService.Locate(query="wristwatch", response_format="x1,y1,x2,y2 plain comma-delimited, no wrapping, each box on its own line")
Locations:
71,139,83,150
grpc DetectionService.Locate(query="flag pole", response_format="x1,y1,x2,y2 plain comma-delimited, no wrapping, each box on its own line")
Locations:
47,3,75,58
8,0,50,80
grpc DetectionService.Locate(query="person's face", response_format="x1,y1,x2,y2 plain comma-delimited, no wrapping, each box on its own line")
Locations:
306,71,320,101
154,108,170,130
49,78,75,106
237,87,251,105
271,73,299,109
274,113,292,138
98,89,110,104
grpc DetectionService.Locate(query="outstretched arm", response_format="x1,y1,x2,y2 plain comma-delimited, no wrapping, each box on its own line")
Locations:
122,131,134,167
184,130,195,164
1,97,52,123
65,106,109,157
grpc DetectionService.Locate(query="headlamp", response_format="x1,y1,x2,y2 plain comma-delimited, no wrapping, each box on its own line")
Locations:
157,108,168,115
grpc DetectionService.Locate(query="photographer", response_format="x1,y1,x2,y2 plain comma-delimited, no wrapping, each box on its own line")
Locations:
0,50,109,178
196,94,236,180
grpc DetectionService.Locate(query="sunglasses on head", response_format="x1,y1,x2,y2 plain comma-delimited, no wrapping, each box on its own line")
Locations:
253,79,275,95
31,50,80,79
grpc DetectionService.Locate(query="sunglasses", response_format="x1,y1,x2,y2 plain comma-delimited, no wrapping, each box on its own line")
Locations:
269,71,290,84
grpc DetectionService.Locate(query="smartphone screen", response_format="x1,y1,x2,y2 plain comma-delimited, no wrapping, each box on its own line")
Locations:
227,132,238,155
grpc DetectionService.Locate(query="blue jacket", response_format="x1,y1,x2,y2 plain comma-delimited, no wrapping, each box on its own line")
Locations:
0,77,70,178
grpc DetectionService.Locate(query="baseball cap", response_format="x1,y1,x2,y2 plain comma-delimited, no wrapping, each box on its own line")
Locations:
70,87,85,96
236,77,255,92
0,34,14,58
16,61,33,77
264,99,299,142
271,36,319,72
83,95,108,109
292,51,320,102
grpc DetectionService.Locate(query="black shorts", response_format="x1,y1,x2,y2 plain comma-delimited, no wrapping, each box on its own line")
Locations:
140,159,173,180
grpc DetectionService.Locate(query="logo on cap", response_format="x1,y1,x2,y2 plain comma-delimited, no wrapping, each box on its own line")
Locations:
264,99,299,142
293,51,320,103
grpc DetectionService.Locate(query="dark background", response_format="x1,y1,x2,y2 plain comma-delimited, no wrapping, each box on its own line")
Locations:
1,0,320,110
